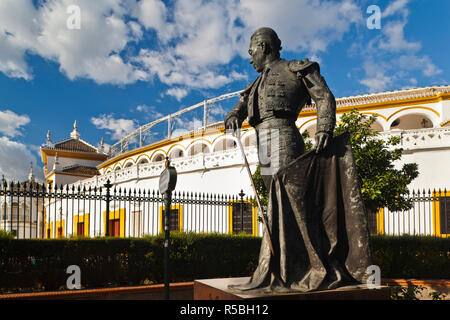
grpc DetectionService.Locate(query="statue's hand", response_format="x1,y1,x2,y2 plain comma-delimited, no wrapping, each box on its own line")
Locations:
225,116,241,137
315,132,332,154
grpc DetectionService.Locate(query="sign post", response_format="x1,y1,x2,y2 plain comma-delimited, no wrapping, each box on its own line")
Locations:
158,157,177,300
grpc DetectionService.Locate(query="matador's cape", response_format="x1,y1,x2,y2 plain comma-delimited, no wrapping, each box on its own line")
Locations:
231,132,372,292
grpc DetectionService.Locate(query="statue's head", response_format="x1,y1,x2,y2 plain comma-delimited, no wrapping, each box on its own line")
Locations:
249,27,282,73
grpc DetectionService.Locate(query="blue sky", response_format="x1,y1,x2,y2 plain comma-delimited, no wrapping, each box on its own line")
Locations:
0,0,448,181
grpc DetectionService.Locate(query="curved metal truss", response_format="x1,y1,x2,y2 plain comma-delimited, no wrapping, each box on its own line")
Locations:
108,90,243,159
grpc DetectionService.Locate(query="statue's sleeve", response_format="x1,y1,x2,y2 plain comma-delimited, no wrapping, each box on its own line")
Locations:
289,60,336,135
224,88,249,127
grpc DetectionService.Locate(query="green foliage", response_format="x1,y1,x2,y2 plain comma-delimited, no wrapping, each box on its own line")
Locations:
335,109,419,213
370,235,450,280
0,233,260,293
0,234,447,294
251,165,268,209
390,285,425,300
0,230,14,239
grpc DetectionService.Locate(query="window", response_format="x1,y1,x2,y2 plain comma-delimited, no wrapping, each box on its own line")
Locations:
367,211,378,234
230,202,253,235
439,196,450,234
159,207,181,232
108,219,120,237
77,222,84,236
153,154,165,162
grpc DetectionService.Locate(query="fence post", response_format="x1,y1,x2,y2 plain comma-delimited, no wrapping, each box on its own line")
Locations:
104,179,113,236
239,189,245,233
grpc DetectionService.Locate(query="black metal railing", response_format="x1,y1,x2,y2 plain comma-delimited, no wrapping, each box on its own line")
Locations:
1,180,448,239
0,180,259,239
367,189,449,237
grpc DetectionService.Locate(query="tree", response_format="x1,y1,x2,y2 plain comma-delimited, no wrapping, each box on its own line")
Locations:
335,109,418,213
252,108,419,214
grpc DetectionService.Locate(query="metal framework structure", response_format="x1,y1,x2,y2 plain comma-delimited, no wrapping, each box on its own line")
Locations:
108,90,243,158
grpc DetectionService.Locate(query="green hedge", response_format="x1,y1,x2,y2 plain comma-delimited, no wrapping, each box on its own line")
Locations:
0,232,260,293
370,235,450,280
0,233,448,293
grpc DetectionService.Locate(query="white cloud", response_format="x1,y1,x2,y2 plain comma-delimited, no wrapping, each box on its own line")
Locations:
171,116,203,137
0,109,30,137
0,137,39,181
165,88,188,101
0,137,44,182
35,0,147,85
132,0,169,36
0,0,364,91
0,0,39,79
378,20,421,52
383,0,410,18
135,104,164,120
236,0,362,54
395,55,442,77
0,0,146,84
355,0,442,93
91,114,137,141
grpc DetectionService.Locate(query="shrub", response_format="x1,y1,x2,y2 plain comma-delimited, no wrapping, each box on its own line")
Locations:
0,234,448,293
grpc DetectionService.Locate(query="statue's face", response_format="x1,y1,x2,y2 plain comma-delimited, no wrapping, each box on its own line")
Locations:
248,38,265,73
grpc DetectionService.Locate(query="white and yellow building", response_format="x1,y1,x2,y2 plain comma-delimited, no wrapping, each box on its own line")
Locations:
40,85,450,238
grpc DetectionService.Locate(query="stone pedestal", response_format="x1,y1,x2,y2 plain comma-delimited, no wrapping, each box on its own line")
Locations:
194,277,390,300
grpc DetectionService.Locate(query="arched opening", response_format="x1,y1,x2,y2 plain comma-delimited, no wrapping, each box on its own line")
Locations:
169,148,184,159
390,114,434,130
124,161,133,168
188,143,210,156
213,138,237,152
301,123,316,139
114,166,122,171
370,120,383,132
138,158,149,164
243,134,256,147
152,153,165,162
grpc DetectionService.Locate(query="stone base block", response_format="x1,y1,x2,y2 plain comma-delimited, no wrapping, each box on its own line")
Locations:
194,277,390,300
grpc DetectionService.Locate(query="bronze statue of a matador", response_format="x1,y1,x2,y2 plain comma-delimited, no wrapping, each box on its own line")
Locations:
225,27,372,293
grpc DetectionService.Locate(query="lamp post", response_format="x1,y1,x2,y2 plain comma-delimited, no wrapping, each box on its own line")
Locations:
158,157,177,300
104,180,113,236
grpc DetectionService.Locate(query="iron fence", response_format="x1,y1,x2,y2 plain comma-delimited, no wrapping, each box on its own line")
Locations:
1,179,448,239
0,180,259,239
367,189,449,237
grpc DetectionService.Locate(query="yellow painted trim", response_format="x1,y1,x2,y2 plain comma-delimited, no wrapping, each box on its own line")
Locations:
359,111,388,122
377,208,385,235
185,138,212,155
44,217,65,238
227,200,258,236
299,93,450,118
97,92,450,170
74,213,90,237
386,106,440,121
41,148,107,166
441,120,450,127
150,149,167,161
123,159,135,168
103,208,126,237
135,154,151,164
298,118,317,131
159,204,183,233
167,143,186,155
432,191,449,237
211,135,238,152
46,171,96,180
97,128,225,169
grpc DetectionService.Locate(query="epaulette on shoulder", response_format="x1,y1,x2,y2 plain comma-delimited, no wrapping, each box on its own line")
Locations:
288,58,319,74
